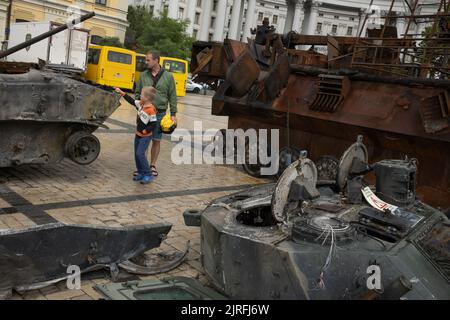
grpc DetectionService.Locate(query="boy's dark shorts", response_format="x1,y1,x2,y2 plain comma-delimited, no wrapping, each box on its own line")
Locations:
152,112,165,141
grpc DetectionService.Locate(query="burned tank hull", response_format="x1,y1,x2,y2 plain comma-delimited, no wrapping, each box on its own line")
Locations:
184,138,450,300
0,64,120,167
199,184,450,300
0,12,120,167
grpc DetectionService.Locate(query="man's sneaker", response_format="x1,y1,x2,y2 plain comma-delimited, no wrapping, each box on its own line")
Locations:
140,175,154,185
133,174,145,181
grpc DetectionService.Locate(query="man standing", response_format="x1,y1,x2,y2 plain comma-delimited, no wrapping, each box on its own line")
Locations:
135,51,177,177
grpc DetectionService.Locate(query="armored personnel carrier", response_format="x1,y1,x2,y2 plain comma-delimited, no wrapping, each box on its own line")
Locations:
0,12,120,167
184,136,450,300
190,0,450,210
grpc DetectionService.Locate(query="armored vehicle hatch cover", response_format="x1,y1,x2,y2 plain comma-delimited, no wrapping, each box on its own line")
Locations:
94,277,228,300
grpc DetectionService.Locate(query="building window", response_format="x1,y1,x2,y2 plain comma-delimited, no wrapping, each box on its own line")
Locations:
164,5,169,12
15,19,30,23
316,22,322,34
334,15,339,19
150,5,154,15
347,26,353,35
178,8,184,19
208,33,213,41
350,17,355,21
319,13,323,17
258,12,263,21
332,24,337,34
275,5,279,9
194,12,200,24
193,29,198,38
211,17,215,28
213,0,218,11
273,15,278,24
228,19,231,28
197,0,202,7
261,3,265,6
95,0,106,5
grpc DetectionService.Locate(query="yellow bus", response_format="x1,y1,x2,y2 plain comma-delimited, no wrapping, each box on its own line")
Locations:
135,53,188,97
84,45,136,90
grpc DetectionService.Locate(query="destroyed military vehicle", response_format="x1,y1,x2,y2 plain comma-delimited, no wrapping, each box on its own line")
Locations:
190,0,450,210
184,136,450,300
0,12,120,167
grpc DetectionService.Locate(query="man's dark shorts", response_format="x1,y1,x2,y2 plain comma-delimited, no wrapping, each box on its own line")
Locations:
152,112,165,141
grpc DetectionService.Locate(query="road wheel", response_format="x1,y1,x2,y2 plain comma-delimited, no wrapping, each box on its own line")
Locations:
65,131,100,165
193,87,200,94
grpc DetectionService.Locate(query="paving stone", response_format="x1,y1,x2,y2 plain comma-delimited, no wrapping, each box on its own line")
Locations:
81,285,103,300
45,289,86,300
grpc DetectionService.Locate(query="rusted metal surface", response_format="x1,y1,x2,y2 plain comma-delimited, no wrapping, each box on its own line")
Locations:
226,50,260,97
0,61,36,74
191,0,450,209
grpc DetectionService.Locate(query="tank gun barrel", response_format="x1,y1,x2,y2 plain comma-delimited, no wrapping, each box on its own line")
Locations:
0,11,95,59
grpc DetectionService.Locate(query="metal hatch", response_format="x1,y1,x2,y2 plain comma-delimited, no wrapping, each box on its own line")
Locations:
95,277,228,300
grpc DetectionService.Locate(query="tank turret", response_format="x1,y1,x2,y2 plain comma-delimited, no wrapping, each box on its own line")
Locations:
0,12,121,167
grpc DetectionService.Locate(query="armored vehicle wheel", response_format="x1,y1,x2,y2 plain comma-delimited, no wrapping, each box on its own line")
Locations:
65,131,101,165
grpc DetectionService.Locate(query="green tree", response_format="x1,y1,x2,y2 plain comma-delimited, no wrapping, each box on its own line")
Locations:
97,37,124,48
126,6,194,60
125,5,153,50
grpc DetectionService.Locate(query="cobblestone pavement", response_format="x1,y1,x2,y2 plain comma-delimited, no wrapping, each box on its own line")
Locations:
0,93,270,300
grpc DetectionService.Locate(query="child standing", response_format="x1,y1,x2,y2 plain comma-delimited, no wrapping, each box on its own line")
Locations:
115,86,157,184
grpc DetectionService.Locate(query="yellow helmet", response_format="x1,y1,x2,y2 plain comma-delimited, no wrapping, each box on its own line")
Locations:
160,114,177,134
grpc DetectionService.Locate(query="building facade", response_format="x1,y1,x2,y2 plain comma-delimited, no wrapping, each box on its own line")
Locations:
132,0,288,41
7,0,129,42
0,0,8,43
132,0,438,43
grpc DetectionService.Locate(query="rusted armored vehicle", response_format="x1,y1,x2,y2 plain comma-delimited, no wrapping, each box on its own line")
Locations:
0,12,120,167
190,0,450,210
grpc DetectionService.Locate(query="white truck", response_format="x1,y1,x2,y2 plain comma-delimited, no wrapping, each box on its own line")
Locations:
7,21,90,72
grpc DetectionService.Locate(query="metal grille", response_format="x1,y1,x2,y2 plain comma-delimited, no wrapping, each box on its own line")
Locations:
309,75,350,112
420,91,450,133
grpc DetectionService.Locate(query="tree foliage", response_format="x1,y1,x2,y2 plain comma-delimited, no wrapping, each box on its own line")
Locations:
126,5,194,60
96,37,124,48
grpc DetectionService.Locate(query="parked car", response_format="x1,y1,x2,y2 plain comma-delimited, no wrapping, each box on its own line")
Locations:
186,79,204,93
